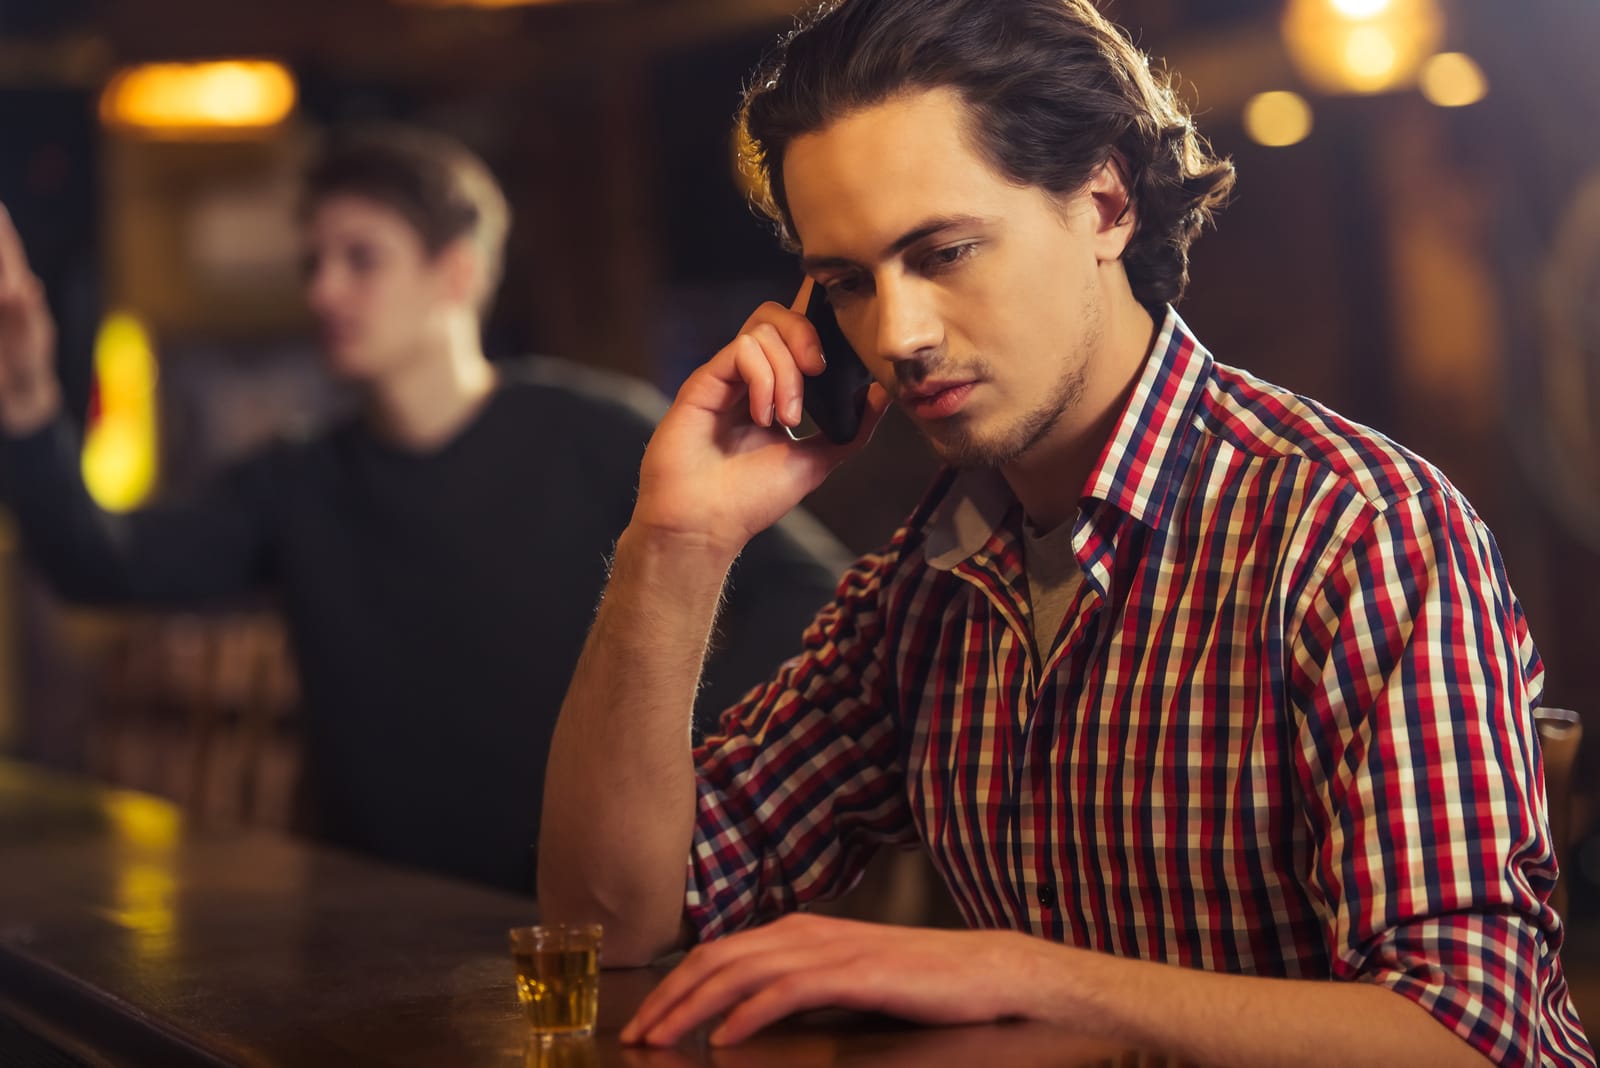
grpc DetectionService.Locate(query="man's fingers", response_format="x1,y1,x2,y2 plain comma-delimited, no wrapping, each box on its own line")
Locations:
641,948,827,1047
623,921,833,1044
622,941,732,1042
747,322,805,428
728,334,777,427
741,300,825,379
707,967,858,1047
0,203,34,288
789,275,815,314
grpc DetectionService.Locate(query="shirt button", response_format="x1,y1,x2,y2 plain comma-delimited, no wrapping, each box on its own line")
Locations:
1037,882,1057,909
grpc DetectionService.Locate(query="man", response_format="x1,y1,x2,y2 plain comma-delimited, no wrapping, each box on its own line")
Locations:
537,1,1594,1064
0,125,847,893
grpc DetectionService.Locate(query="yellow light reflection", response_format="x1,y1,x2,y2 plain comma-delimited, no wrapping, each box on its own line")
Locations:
1243,91,1315,148
1283,0,1443,94
100,60,296,135
104,789,181,851
82,312,160,513
99,791,181,957
1420,52,1489,108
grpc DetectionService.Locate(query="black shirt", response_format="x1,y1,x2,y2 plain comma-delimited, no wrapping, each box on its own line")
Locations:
2,358,849,892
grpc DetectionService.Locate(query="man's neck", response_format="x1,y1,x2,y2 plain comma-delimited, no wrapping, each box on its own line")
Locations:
1002,288,1159,534
365,320,498,452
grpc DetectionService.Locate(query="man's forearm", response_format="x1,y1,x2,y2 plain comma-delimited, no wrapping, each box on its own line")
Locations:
1019,938,1492,1068
537,525,738,966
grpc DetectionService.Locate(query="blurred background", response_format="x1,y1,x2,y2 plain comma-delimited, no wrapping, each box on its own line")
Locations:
0,0,1595,978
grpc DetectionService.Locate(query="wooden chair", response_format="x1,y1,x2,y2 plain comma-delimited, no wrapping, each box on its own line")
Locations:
1536,707,1583,920
88,610,301,828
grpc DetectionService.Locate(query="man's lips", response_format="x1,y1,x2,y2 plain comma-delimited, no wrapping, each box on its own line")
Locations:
318,323,358,347
900,380,978,420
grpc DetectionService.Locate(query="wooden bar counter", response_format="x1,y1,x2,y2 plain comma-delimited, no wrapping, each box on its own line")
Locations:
0,760,1178,1067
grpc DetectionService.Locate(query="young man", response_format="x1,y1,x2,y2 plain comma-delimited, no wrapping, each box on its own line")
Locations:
537,1,1594,1065
0,125,847,893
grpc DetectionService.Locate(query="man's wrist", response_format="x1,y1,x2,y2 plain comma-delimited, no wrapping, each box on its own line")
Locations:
617,520,745,578
1005,933,1125,1036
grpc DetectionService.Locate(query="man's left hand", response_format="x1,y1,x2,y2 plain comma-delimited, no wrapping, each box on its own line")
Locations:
619,914,1064,1047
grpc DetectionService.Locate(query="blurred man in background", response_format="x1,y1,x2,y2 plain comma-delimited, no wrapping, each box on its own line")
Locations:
539,0,1593,1064
0,125,847,893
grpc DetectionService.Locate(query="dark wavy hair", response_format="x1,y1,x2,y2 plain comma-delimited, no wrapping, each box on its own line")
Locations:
739,0,1236,309
302,124,511,312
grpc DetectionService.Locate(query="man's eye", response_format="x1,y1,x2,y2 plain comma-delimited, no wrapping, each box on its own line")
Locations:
347,246,378,274
824,275,866,299
926,244,975,273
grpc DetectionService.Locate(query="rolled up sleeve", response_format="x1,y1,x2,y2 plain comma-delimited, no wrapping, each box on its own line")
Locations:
1289,485,1594,1068
686,539,919,943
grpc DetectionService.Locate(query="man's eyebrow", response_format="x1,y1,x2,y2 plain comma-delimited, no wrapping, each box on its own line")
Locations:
800,214,990,273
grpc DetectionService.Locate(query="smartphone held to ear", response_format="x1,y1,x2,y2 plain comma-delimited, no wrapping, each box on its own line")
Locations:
785,286,874,445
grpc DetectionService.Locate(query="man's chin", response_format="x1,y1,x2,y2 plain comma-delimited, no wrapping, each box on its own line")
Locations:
923,425,1006,471
321,343,381,381
926,422,1054,472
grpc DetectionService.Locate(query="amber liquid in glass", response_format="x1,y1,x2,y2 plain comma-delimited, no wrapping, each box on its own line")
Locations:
513,946,599,1035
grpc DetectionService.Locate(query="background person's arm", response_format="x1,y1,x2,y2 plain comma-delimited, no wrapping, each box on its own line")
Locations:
0,202,276,605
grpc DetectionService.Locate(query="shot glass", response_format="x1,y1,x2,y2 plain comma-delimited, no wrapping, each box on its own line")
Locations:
509,923,603,1038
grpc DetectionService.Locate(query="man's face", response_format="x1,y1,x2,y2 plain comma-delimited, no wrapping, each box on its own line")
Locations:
301,195,460,381
785,87,1125,469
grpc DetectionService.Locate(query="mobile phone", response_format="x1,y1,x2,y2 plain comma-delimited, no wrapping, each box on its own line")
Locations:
786,285,873,445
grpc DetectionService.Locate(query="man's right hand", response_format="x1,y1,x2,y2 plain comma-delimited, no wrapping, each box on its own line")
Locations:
632,278,889,560
0,203,62,438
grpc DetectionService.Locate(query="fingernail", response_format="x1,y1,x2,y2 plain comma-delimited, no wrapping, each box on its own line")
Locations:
786,398,802,425
815,347,827,367
766,402,777,427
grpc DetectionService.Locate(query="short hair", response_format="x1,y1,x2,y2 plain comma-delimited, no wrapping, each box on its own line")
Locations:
738,0,1236,309
302,124,511,313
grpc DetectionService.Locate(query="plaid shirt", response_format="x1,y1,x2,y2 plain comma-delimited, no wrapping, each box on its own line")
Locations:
687,308,1593,1067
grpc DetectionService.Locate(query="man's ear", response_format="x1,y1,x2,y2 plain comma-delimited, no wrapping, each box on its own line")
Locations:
1087,156,1136,262
436,238,482,308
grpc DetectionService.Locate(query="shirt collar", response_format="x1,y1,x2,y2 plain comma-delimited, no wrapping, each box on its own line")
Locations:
921,306,1212,573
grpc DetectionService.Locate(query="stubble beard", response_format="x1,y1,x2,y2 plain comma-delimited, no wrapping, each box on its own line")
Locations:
912,281,1105,471
926,358,1089,470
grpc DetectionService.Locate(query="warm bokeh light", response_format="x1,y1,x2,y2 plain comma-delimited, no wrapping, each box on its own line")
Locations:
1243,91,1315,147
1330,0,1393,16
100,60,296,135
1420,52,1489,107
395,0,579,6
82,313,160,513
1344,26,1399,83
1282,0,1443,94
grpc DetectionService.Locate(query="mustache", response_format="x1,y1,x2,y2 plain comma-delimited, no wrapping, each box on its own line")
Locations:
892,356,988,392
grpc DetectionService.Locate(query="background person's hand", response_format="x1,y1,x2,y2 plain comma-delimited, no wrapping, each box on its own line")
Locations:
631,278,889,559
0,203,62,438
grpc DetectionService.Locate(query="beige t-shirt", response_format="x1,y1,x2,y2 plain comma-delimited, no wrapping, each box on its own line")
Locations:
1023,518,1085,662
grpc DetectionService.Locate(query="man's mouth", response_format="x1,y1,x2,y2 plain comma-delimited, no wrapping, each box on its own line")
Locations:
900,380,978,420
